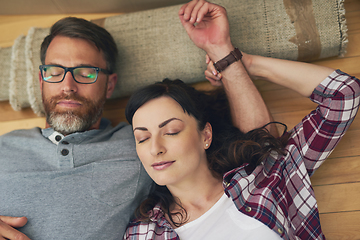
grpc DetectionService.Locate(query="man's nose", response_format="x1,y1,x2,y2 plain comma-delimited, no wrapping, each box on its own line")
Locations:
61,72,78,93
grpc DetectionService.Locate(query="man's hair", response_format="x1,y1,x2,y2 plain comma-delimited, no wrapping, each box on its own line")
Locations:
40,17,118,73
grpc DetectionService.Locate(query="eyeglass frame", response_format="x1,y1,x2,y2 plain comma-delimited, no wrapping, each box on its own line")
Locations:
39,65,112,84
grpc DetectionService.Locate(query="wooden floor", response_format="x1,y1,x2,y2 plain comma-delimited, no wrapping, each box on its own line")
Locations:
0,0,360,239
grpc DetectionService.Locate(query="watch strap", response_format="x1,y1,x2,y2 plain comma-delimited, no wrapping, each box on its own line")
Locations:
214,48,243,72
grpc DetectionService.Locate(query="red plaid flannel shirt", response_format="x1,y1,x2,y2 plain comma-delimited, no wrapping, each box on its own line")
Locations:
124,70,360,240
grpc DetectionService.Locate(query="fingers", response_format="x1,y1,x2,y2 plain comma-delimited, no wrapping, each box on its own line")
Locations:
179,0,207,24
206,54,211,64
205,55,222,86
178,1,189,17
195,1,211,23
0,216,30,240
180,0,226,24
205,70,222,86
179,0,232,55
206,54,221,78
0,216,27,228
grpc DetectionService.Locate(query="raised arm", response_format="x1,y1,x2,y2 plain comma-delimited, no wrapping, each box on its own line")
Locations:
179,0,276,135
242,53,335,97
242,54,359,174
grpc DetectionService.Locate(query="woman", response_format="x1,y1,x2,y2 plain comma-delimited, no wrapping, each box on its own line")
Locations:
123,52,360,239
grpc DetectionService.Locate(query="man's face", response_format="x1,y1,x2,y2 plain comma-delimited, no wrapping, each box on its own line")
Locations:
40,36,117,135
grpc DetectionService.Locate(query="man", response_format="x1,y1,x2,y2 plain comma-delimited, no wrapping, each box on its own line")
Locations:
0,1,274,239
0,17,153,240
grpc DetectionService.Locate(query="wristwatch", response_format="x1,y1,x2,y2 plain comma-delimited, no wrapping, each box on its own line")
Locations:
214,48,243,73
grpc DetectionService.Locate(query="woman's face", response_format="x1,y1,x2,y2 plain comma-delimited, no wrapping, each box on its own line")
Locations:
132,96,212,187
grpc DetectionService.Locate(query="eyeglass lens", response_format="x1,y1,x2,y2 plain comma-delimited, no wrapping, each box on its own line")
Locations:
42,66,98,83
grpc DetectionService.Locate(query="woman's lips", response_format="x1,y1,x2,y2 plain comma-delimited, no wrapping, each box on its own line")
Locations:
152,161,175,171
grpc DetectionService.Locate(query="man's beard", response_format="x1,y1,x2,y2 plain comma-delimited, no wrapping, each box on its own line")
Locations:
43,92,106,135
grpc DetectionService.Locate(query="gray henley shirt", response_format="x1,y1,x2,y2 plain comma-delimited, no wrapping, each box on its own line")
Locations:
0,118,153,239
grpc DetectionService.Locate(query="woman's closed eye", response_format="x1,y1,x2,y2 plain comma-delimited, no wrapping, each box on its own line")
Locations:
137,138,149,144
165,131,180,136
136,131,180,144
134,133,150,144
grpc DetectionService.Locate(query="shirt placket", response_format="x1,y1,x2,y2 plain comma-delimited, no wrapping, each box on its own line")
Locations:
52,133,75,168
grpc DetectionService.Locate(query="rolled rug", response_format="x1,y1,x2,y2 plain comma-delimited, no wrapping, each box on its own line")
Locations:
0,46,11,101
3,0,347,115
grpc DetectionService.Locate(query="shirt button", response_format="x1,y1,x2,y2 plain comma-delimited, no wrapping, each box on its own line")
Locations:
61,149,69,156
277,228,284,234
55,135,62,142
245,206,252,212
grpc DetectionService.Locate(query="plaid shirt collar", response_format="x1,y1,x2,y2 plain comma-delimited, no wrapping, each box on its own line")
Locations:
149,205,172,228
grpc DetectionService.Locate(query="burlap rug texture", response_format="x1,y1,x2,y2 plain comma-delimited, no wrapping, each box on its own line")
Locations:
0,0,347,116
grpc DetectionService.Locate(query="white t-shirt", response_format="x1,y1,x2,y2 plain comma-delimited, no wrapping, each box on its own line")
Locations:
175,193,282,240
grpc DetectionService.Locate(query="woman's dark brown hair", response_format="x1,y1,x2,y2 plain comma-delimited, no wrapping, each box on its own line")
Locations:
125,79,288,226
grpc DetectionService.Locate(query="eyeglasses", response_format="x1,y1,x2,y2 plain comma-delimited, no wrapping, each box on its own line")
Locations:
39,65,111,84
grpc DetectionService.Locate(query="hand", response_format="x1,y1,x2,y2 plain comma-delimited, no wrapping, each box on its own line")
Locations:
0,216,30,240
204,53,253,85
204,54,222,86
204,52,255,81
179,0,233,61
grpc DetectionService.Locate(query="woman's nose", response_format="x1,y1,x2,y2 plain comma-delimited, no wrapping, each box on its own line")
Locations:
150,137,166,156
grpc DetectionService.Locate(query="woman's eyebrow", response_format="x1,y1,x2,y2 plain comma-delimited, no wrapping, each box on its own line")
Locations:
133,127,148,132
133,118,183,132
158,118,183,128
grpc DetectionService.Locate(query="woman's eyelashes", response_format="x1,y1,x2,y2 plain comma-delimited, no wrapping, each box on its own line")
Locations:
165,131,180,136
138,138,149,144
136,130,181,144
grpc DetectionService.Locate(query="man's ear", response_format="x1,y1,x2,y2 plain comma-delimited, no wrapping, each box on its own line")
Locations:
106,73,118,99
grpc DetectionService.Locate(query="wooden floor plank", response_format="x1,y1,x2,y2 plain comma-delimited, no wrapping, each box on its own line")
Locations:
312,56,360,75
345,33,360,57
263,93,316,115
0,118,45,136
314,182,360,213
326,128,360,159
103,108,127,126
346,11,360,34
320,211,360,240
0,101,39,121
311,155,360,186
344,0,360,13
